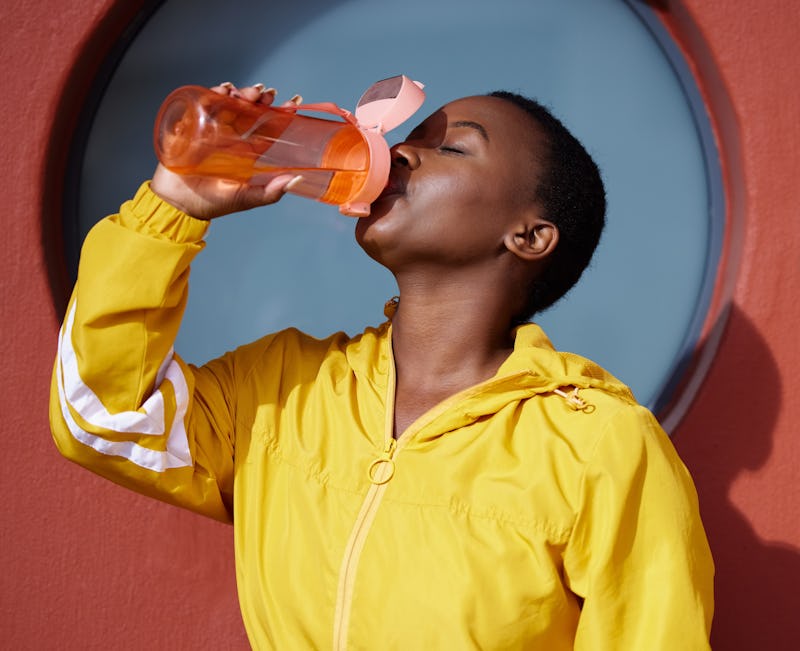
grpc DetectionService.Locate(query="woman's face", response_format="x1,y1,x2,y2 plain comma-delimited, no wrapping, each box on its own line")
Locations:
355,95,544,273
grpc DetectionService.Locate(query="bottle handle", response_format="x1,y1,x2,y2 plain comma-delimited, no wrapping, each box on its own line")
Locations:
278,74,426,136
276,102,359,127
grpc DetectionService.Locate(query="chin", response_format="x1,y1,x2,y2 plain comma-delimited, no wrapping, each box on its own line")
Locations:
367,193,401,218
357,196,399,234
354,219,384,264
354,212,401,268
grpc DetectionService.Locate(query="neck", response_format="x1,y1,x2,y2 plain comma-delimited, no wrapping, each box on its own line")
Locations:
389,270,518,391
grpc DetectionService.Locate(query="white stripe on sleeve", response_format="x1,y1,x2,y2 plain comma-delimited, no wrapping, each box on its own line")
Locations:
56,301,192,472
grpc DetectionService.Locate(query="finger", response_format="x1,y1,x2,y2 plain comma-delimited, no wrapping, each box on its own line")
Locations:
260,174,304,204
237,84,270,102
280,94,303,108
256,87,278,106
284,175,304,191
210,81,236,96
264,174,303,201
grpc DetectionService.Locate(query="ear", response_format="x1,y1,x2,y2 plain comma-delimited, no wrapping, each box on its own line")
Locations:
503,216,559,262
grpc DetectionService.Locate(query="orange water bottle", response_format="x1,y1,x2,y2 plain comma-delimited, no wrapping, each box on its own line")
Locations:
154,75,425,216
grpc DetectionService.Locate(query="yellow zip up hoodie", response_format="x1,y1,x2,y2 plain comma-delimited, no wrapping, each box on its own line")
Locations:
50,183,714,650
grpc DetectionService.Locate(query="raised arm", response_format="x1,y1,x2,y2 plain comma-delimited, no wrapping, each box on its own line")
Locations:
49,84,302,521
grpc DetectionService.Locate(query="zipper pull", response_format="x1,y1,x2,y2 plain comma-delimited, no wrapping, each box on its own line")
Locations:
367,437,397,485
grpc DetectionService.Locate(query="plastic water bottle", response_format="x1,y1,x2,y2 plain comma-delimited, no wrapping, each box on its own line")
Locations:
154,75,425,216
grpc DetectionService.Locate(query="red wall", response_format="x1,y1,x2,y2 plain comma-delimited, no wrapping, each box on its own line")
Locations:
1,1,798,648
656,2,800,649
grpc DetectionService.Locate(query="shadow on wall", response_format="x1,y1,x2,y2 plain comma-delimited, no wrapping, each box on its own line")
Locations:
674,303,800,650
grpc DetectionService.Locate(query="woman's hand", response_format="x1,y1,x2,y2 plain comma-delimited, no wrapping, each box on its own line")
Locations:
150,83,304,220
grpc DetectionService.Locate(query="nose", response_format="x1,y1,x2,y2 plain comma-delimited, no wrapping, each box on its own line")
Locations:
390,142,421,170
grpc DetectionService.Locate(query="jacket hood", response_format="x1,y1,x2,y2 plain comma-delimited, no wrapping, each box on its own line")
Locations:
501,323,636,402
376,298,633,405
349,318,638,437
425,322,639,427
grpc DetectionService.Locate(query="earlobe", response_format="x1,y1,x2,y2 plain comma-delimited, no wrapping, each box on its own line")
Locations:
504,220,559,261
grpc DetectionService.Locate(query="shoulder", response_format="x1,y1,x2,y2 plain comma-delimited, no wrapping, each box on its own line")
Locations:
221,322,391,385
512,323,667,462
538,384,679,468
584,402,693,489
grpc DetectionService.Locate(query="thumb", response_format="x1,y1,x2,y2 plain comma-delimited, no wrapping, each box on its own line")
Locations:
230,174,304,212
257,174,304,205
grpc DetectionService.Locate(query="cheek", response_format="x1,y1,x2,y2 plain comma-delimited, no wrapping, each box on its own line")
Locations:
417,173,487,211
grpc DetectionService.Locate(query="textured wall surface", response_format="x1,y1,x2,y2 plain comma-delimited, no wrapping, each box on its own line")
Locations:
656,2,800,649
1,1,797,648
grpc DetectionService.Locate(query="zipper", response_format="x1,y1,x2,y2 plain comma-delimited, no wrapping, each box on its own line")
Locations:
331,337,532,649
332,441,399,650
332,341,403,651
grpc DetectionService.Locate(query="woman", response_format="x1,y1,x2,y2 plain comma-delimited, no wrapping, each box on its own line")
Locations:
50,83,714,649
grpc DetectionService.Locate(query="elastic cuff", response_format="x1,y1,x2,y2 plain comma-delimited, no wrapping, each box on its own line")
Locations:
120,181,210,243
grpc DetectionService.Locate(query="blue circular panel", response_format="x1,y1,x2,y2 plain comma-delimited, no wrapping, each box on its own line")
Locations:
75,0,718,413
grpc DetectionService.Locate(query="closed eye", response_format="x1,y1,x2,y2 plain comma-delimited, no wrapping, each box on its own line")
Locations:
438,145,464,154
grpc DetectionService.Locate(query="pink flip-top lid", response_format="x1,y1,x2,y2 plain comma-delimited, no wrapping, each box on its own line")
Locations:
290,75,425,216
339,75,425,217
354,75,426,135
342,75,425,216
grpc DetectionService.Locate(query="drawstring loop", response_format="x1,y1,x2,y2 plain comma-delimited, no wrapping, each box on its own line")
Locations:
554,386,595,413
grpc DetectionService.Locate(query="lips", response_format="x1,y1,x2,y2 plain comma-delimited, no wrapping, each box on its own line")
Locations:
377,172,407,200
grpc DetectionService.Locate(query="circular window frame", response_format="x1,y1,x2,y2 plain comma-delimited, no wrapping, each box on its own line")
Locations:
42,0,737,432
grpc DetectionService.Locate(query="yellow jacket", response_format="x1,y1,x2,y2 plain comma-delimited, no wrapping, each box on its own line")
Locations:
50,183,713,649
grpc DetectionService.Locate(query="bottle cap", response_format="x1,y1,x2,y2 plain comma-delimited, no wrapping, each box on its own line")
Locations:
288,75,426,217
337,75,425,216
354,75,426,135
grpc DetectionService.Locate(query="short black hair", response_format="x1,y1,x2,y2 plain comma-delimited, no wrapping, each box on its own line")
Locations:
489,91,606,320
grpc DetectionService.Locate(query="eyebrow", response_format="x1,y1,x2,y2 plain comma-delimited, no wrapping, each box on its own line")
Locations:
449,120,489,142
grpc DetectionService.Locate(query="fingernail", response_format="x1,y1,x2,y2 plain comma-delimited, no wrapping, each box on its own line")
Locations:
289,94,303,105
263,87,277,96
252,83,265,92
285,175,304,191
220,81,235,89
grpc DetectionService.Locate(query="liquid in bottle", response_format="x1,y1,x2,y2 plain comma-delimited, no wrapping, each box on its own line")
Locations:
154,76,425,216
